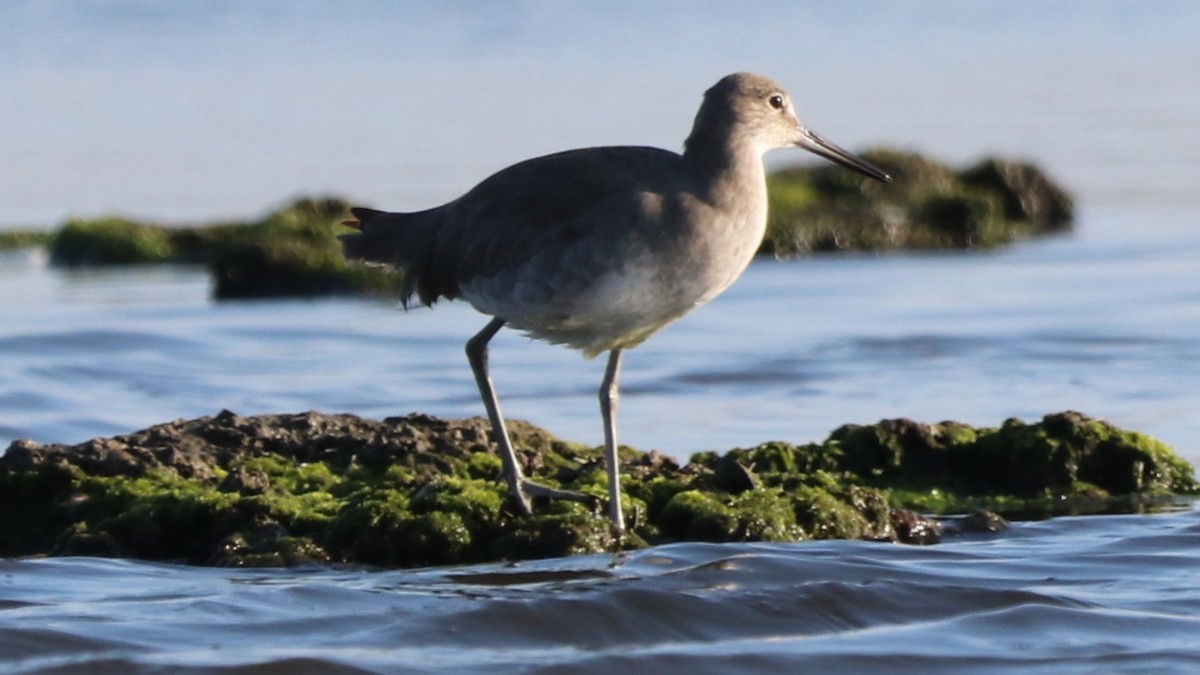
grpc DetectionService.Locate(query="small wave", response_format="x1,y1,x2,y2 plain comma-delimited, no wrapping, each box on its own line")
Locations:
0,500,1197,674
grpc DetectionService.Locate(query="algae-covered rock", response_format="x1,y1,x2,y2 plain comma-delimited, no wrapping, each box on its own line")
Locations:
1,410,1192,568
763,149,1073,255
50,216,177,266
824,411,1196,518
0,229,54,251
959,158,1074,229
43,197,402,298
203,197,401,299
0,411,632,568
850,411,1195,496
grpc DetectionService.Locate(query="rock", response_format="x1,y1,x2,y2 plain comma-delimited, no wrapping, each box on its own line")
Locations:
712,455,757,493
763,149,1074,255
890,509,943,545
959,158,1073,230
218,465,270,495
945,510,1011,535
44,197,403,299
49,216,175,266
0,410,1193,568
0,230,53,251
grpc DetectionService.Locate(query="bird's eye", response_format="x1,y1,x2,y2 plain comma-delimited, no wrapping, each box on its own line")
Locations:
768,94,785,110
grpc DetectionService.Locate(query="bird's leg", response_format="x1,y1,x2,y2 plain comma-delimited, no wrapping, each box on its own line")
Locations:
466,318,599,517
466,318,531,516
599,349,626,536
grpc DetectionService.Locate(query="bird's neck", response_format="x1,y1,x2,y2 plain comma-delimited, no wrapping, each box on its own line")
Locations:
683,136,767,208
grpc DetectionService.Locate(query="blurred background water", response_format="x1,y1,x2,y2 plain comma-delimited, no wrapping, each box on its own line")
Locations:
2,2,1200,672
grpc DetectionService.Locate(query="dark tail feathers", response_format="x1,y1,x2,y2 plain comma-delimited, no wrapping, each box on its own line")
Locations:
338,206,453,307
339,207,399,264
341,207,386,231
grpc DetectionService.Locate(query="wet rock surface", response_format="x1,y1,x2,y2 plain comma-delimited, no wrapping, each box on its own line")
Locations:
2,410,1192,568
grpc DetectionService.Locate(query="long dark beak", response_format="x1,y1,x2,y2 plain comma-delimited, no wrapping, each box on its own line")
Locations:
797,127,891,182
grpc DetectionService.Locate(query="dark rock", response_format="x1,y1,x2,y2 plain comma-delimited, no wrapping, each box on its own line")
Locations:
712,455,757,493
959,158,1073,230
890,509,943,545
219,465,270,495
946,510,1011,535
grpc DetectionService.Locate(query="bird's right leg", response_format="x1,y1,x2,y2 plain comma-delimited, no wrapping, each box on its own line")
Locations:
466,318,598,516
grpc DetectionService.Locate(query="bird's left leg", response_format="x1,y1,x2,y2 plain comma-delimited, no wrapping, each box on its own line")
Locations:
466,317,599,515
599,348,626,536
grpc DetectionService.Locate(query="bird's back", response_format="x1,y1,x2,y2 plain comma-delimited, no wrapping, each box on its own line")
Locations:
342,144,699,307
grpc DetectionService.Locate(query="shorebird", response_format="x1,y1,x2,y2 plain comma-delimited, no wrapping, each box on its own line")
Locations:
341,72,889,536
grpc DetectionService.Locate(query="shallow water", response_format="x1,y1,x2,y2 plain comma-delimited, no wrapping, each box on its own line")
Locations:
5,219,1200,467
3,505,1199,673
4,2,1200,673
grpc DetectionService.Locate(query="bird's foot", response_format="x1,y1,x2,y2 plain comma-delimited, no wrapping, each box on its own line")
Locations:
517,479,602,513
511,479,627,550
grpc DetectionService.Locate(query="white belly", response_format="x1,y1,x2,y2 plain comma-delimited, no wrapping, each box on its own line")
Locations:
461,226,759,358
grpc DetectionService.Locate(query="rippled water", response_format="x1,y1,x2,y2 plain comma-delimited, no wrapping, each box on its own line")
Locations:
3,506,1198,673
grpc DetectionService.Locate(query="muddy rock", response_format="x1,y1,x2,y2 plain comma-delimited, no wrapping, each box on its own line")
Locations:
1,410,1193,568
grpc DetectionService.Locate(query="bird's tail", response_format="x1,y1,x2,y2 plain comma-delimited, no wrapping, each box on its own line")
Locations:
338,207,408,265
339,206,451,306
339,206,383,231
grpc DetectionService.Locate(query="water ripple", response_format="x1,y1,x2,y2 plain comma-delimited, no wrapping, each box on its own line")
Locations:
3,508,1198,673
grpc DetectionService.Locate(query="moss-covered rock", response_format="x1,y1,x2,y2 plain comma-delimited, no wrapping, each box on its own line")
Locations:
203,197,401,299
658,490,739,541
959,158,1074,229
763,150,1073,255
0,229,54,251
821,411,1197,498
50,216,177,266
41,197,403,298
0,410,1192,568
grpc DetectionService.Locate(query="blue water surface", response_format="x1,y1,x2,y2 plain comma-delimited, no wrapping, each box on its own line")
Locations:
3,506,1199,673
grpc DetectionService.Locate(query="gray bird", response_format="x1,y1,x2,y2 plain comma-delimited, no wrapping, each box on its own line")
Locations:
341,72,890,537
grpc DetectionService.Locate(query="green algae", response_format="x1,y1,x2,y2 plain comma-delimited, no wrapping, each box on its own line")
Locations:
42,197,403,298
1,410,1193,568
658,490,739,541
824,412,1196,515
763,149,1073,255
0,230,54,250
729,488,806,541
51,217,177,266
204,197,401,298
686,411,1195,522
